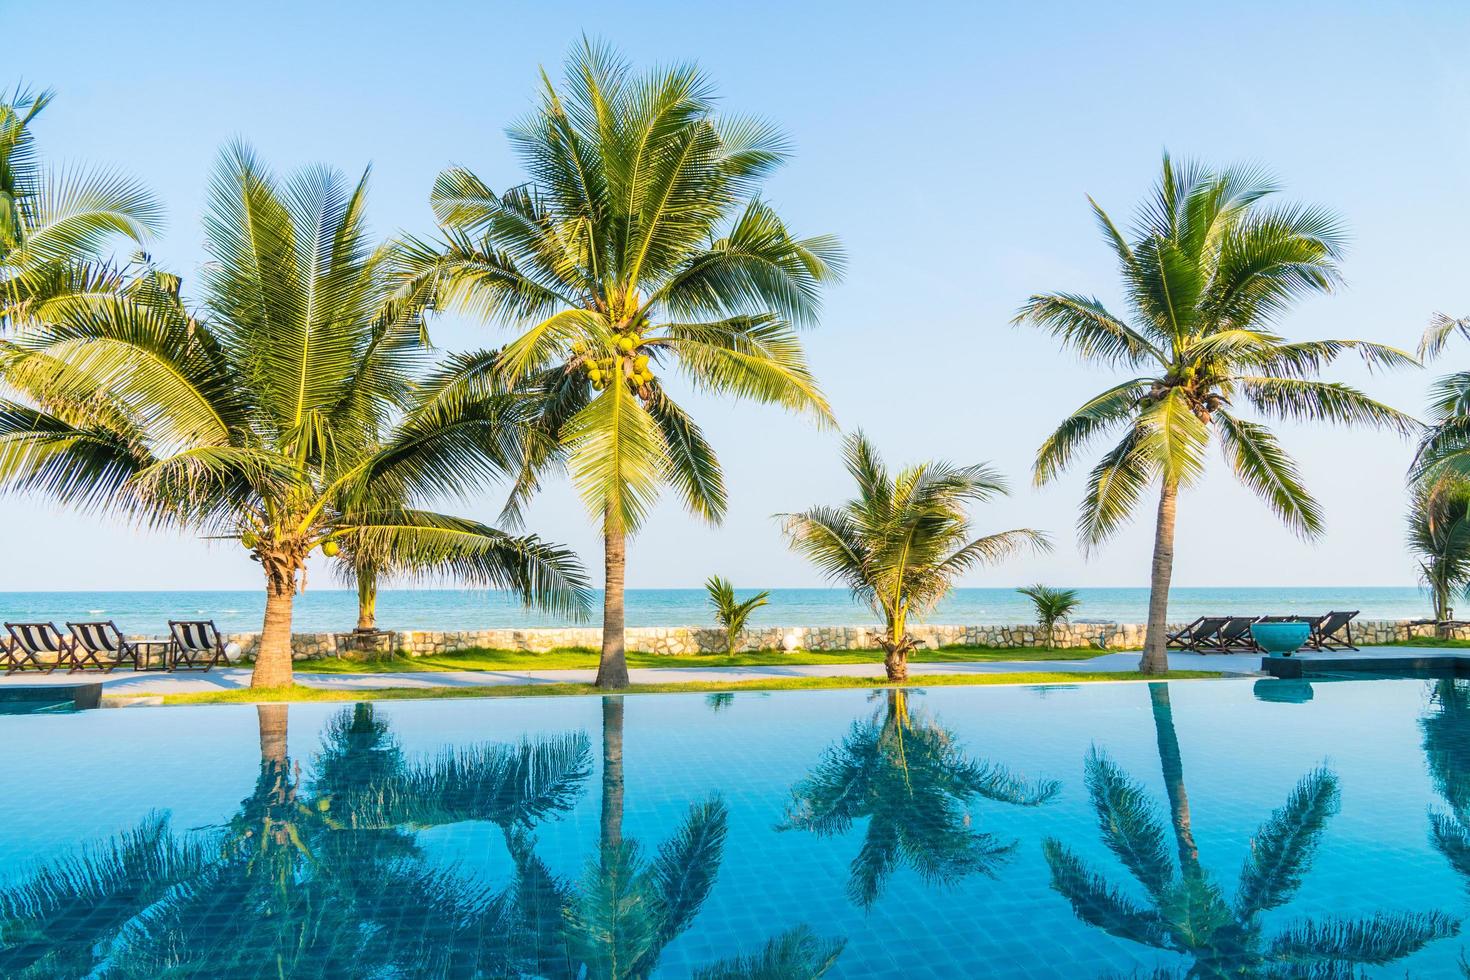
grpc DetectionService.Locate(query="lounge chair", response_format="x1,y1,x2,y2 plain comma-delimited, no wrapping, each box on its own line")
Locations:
1166,617,1208,649
1308,610,1359,652
168,620,230,671
4,622,76,673
1172,617,1229,653
66,621,141,672
1206,616,1261,654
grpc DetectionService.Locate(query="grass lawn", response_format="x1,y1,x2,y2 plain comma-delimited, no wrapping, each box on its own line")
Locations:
1380,636,1470,648
276,644,1117,674
133,669,1224,707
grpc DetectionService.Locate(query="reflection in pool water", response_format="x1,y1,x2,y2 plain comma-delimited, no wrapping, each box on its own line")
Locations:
780,688,1058,907
4,680,1470,976
1044,686,1456,977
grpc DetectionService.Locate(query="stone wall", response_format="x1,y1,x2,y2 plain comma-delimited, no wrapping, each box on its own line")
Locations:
132,617,1446,661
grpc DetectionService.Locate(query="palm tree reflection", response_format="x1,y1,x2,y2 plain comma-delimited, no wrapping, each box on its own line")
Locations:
501,695,847,978
0,703,593,977
2,699,845,978
780,687,1060,907
1046,683,1457,977
1421,679,1470,890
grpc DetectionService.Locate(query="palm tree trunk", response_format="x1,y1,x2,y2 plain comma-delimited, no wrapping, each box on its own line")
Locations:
883,609,910,682
1148,683,1200,874
883,642,909,682
356,570,378,632
1139,478,1179,675
596,515,630,689
600,695,625,854
252,577,296,689
257,703,289,768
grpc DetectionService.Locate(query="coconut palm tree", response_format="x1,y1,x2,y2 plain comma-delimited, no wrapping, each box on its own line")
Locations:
0,87,162,326
780,688,1059,908
1406,478,1470,627
779,431,1047,681
0,144,588,687
1013,155,1416,674
1045,685,1458,976
1017,583,1081,647
401,41,844,688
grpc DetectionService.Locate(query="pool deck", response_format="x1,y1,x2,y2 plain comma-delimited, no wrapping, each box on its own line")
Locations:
0,645,1449,696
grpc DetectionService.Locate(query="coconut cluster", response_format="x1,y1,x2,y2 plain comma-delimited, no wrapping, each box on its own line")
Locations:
584,330,655,399
1136,365,1229,423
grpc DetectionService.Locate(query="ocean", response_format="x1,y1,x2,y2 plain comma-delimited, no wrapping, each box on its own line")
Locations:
0,586,1433,635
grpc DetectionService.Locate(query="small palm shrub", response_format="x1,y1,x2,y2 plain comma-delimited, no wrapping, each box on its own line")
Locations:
1016,584,1081,647
705,575,771,655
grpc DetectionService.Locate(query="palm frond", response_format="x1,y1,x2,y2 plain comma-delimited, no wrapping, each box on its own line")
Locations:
659,315,833,423
1077,427,1157,550
1422,314,1470,361
1238,377,1418,437
1137,388,1210,488
1234,767,1338,919
691,925,845,980
1083,749,1175,902
1034,379,1154,485
1267,911,1459,966
646,386,726,522
1215,412,1323,538
561,375,668,532
340,509,593,616
1012,292,1160,367
1041,838,1174,950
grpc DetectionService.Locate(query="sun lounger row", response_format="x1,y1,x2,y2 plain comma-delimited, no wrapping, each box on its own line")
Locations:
1166,611,1359,654
1,619,230,674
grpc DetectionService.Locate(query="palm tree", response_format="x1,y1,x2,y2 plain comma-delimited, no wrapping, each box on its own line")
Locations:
402,41,844,688
0,87,162,325
779,431,1047,681
1045,684,1458,976
780,688,1059,907
1017,583,1081,647
1013,155,1416,674
705,574,771,655
1408,316,1470,630
1406,477,1470,627
0,144,588,687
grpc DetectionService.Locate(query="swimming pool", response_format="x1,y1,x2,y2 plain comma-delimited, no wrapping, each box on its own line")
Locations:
1,678,1466,977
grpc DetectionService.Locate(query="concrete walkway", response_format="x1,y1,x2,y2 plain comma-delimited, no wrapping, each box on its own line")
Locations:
0,648,1299,696
0,646,1440,697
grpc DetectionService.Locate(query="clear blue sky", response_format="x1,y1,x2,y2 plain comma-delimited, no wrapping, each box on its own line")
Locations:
6,0,1469,591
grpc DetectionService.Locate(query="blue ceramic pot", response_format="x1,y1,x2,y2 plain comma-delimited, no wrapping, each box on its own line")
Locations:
1251,622,1312,657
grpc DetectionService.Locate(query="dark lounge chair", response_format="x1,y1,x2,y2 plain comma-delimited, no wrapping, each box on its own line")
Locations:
1308,610,1359,652
1166,617,1208,649
1172,617,1229,653
1210,616,1262,653
168,620,230,671
4,622,76,673
66,621,140,672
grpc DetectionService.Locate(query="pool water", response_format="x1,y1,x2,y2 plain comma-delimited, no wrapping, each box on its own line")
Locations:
2,678,1469,977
